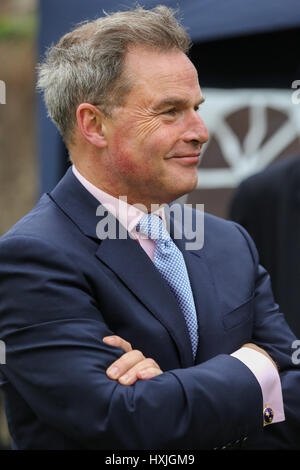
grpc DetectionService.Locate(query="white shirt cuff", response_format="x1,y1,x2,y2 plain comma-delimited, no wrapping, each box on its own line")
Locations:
231,347,285,426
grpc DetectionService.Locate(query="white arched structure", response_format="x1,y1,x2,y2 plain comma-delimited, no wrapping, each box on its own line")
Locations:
197,88,300,189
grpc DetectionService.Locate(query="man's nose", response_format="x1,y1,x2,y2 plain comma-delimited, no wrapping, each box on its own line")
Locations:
182,111,209,145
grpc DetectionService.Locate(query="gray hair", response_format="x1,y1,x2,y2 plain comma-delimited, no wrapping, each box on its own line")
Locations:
37,5,191,145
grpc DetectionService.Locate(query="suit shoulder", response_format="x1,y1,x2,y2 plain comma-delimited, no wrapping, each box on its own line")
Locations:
175,203,238,233
2,194,52,236
182,206,248,242
0,193,75,251
187,209,258,271
203,211,249,240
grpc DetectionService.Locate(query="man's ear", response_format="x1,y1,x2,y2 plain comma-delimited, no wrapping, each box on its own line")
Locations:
76,103,107,148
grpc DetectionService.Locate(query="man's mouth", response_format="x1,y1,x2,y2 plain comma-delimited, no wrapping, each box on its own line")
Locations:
169,153,200,164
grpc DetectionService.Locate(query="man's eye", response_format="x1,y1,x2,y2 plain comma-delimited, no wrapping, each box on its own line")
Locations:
164,108,177,116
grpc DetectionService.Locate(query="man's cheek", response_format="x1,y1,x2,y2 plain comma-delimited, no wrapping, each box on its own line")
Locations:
111,140,143,175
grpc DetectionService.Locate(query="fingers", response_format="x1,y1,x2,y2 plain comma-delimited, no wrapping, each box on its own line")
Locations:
242,343,278,371
102,335,132,353
136,367,163,380
105,349,163,385
117,356,163,385
106,349,144,382
103,335,163,385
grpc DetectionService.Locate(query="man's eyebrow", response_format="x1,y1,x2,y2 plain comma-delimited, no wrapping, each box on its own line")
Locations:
152,96,205,111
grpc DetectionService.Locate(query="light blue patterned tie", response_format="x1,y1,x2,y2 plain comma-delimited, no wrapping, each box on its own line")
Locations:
136,213,199,359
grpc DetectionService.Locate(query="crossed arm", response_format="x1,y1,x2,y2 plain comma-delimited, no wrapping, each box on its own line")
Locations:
1,234,299,449
103,335,278,386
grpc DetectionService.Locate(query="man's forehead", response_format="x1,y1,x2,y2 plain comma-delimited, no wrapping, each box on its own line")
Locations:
124,45,197,81
123,46,202,107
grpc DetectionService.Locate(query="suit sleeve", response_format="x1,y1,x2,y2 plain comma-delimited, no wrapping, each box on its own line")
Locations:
0,235,263,450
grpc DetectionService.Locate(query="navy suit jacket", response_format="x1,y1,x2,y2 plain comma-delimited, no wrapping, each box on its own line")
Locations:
0,168,299,450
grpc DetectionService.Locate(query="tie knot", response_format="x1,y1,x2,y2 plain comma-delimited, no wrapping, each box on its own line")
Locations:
136,214,170,242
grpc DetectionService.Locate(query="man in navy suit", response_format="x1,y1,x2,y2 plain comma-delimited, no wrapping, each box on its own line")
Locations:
0,6,299,450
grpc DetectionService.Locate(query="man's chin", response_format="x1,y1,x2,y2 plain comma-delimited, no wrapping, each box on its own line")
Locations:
169,182,198,204
178,177,198,198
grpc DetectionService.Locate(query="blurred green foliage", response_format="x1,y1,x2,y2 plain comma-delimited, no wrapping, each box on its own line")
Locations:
0,13,37,39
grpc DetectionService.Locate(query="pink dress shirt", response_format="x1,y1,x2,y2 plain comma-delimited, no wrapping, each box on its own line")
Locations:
72,164,285,426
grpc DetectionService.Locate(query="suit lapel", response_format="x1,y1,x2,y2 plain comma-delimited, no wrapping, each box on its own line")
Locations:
50,168,194,367
96,237,194,367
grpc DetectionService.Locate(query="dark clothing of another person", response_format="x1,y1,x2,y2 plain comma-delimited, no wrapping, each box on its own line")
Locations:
229,155,300,338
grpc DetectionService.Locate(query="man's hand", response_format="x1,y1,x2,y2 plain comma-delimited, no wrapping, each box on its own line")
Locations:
242,343,278,371
102,335,163,385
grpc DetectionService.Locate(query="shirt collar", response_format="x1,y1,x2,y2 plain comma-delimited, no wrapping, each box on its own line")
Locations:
72,164,166,237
